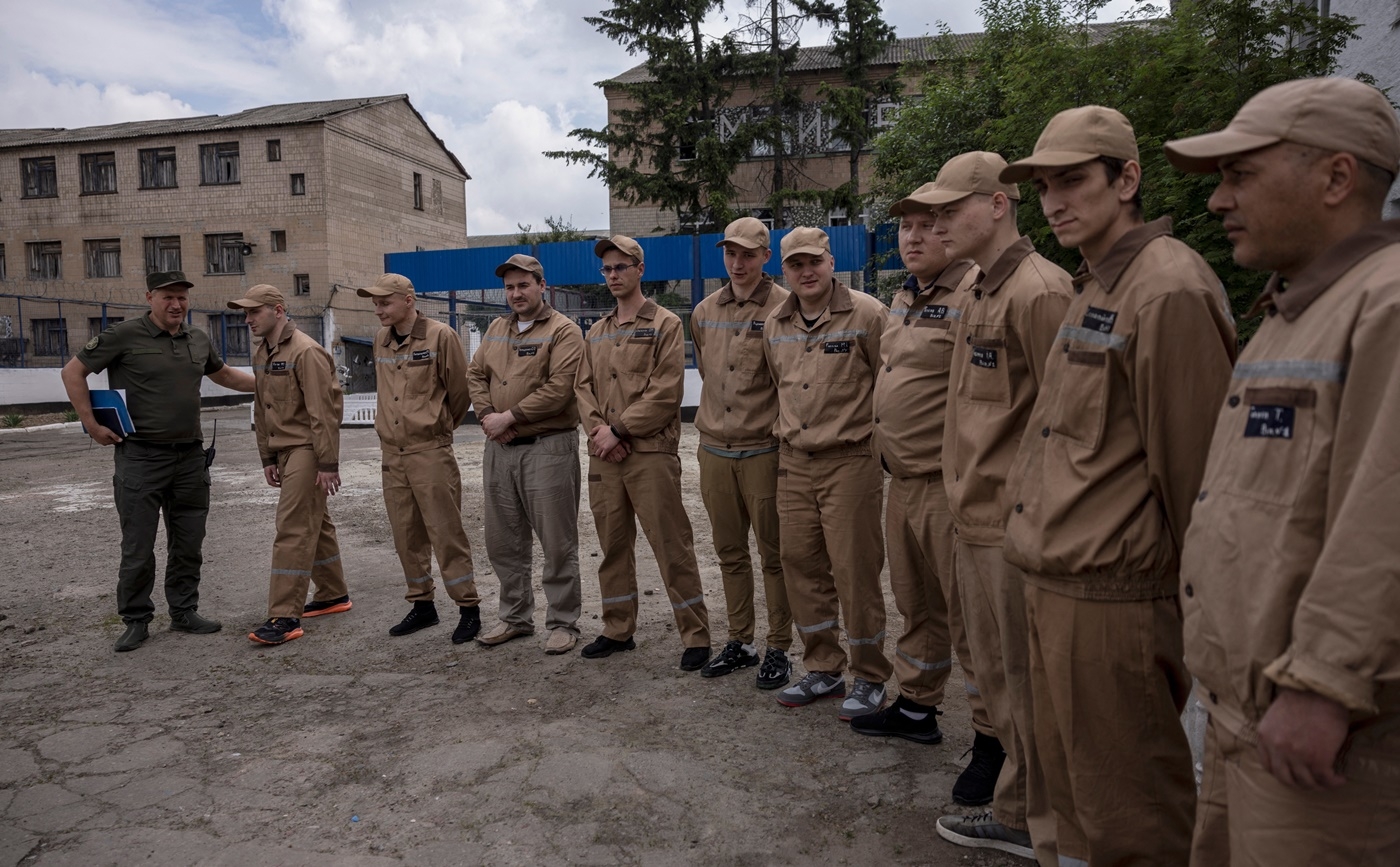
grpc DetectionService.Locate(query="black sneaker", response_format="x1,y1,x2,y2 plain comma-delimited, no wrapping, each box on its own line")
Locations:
755,647,792,690
580,635,636,659
952,732,1005,806
679,646,711,671
849,694,943,744
451,605,481,644
389,601,439,636
700,640,758,678
302,595,352,618
248,618,304,646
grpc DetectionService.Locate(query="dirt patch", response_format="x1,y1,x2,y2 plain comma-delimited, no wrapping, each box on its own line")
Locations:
0,407,1017,866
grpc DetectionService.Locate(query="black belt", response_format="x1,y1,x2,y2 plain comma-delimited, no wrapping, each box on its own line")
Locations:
501,430,569,447
123,439,202,451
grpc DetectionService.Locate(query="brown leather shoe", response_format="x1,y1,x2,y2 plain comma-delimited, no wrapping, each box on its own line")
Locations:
545,629,578,655
477,621,531,647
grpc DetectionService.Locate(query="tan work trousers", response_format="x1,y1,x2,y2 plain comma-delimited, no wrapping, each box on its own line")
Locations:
381,445,478,607
1190,713,1400,867
956,540,1054,861
887,474,988,729
777,448,890,684
588,451,710,649
482,431,582,634
1024,584,1195,867
267,446,348,618
697,447,792,651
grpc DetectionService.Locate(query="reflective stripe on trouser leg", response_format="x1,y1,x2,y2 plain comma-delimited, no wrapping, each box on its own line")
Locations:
818,452,889,684
268,447,343,617
886,474,954,707
777,453,843,674
1025,585,1195,865
1189,716,1230,867
629,452,709,648
588,457,639,641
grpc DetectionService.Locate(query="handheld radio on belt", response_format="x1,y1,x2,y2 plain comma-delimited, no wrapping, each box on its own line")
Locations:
204,419,218,469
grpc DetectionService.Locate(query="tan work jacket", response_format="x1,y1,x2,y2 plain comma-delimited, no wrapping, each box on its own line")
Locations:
466,306,583,437
763,279,887,455
692,275,789,451
944,236,1073,545
253,319,344,471
575,298,685,456
1181,219,1400,738
1003,219,1238,600
874,261,978,478
373,312,471,454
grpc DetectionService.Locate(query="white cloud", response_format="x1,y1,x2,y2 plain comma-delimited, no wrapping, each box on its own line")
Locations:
0,69,202,128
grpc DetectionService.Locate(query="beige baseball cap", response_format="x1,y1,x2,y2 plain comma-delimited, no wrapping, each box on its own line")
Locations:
594,235,644,262
1001,106,1140,183
716,217,770,250
1165,77,1400,174
495,253,544,280
780,227,831,261
226,284,286,310
356,273,415,298
889,182,944,216
914,151,1021,206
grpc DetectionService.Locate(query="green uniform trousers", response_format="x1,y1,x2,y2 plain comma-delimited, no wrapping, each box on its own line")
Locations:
112,440,210,624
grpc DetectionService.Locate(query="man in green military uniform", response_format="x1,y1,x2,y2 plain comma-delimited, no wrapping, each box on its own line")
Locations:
62,271,255,652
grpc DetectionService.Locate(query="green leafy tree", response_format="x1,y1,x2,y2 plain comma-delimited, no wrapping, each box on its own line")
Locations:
732,0,811,227
873,0,1362,332
514,215,591,245
545,1,755,232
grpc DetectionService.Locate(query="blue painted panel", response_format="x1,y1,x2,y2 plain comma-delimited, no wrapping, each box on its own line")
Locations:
635,235,695,281
536,240,601,287
384,246,531,294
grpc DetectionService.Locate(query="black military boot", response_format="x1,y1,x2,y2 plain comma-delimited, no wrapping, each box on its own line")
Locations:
952,731,1006,806
114,621,149,653
451,605,481,644
389,601,440,636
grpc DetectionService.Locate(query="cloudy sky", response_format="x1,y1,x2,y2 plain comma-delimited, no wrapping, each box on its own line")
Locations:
0,0,1142,236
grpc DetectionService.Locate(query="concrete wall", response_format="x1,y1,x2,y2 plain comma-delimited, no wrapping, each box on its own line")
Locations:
1,366,254,408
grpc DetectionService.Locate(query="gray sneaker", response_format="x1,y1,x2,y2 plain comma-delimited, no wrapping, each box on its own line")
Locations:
935,811,1034,860
837,678,886,721
775,672,846,707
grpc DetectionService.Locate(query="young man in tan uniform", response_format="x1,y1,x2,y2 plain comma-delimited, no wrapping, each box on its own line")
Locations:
229,284,351,645
359,273,481,644
763,227,891,721
926,152,1072,862
1166,77,1400,867
854,184,1002,804
999,106,1238,866
692,217,795,689
574,235,712,670
467,254,585,655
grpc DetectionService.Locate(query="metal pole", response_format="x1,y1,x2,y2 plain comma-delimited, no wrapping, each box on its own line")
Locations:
17,296,24,369
690,233,704,307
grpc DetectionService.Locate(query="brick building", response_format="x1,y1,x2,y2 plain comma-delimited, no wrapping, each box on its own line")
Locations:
0,95,468,369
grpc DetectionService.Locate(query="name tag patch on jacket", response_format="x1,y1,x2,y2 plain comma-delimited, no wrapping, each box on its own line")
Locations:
750,320,765,332
971,347,998,369
823,340,851,354
270,361,287,371
1082,307,1118,333
517,346,538,357
631,328,656,339
1245,405,1294,439
920,305,949,320
411,349,433,361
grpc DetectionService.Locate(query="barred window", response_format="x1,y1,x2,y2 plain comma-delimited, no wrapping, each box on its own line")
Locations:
204,233,244,274
84,238,121,278
207,313,250,358
26,241,61,279
144,236,181,274
31,318,68,356
294,274,310,296
139,147,177,189
80,152,117,194
199,142,240,184
270,230,287,252
88,316,124,339
22,157,57,198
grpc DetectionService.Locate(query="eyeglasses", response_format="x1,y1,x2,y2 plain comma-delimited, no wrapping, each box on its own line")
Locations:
599,264,637,276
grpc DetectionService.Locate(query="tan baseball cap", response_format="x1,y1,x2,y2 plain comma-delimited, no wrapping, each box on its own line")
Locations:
780,227,831,261
716,217,770,250
1001,106,1139,183
356,273,415,298
226,284,286,310
495,253,544,280
914,151,1021,206
1165,77,1400,174
889,182,944,216
594,235,644,262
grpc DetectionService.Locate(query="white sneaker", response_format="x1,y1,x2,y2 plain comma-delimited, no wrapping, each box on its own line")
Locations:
775,671,846,707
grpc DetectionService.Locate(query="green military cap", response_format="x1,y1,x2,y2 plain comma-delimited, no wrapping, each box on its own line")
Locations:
147,270,193,291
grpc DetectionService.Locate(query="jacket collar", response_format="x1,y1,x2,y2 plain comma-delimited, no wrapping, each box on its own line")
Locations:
380,311,428,347
1075,217,1174,295
1248,219,1400,321
140,312,188,339
607,297,658,324
977,236,1036,296
717,273,775,306
773,278,853,320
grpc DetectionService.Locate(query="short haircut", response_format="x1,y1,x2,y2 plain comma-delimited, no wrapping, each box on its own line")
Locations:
1098,157,1144,216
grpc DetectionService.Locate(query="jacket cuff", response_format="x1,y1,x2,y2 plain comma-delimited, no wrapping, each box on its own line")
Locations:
317,462,339,473
475,405,496,419
611,419,631,439
509,407,529,425
261,455,278,468
1264,648,1378,718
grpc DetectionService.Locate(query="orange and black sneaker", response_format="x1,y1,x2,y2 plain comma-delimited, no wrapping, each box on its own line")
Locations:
302,595,352,618
249,618,304,645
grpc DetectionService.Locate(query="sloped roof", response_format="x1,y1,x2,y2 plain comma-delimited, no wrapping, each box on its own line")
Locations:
607,25,1121,85
0,95,468,177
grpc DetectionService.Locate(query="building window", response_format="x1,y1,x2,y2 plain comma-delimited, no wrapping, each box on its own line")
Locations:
21,156,58,198
88,316,124,338
138,147,177,189
26,241,61,279
266,139,282,161
80,152,117,194
270,230,287,252
413,172,423,210
84,239,121,278
31,318,68,357
143,236,181,274
204,233,244,274
290,173,305,195
199,142,240,185
294,274,310,296
208,313,250,358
